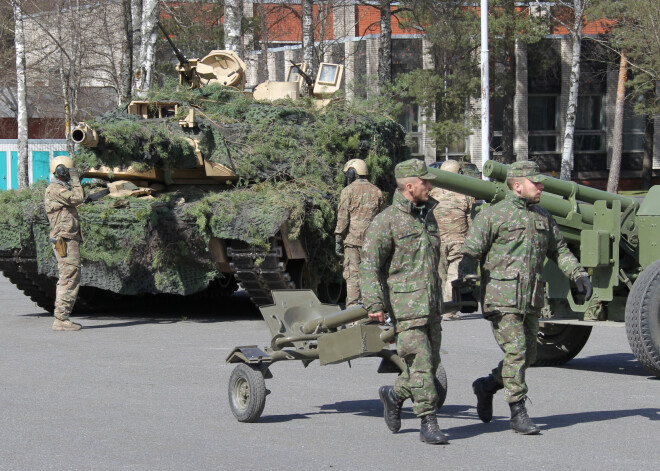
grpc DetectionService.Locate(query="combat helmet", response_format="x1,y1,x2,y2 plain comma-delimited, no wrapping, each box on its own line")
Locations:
440,159,462,174
49,155,75,179
343,158,368,177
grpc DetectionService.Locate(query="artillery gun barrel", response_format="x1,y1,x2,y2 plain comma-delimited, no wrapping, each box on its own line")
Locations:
427,167,505,203
71,123,99,147
300,305,367,334
483,161,638,211
428,166,595,227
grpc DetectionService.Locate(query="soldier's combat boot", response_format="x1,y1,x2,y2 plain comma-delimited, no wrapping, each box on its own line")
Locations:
52,318,82,331
379,386,404,432
419,415,449,445
509,398,540,435
472,375,502,423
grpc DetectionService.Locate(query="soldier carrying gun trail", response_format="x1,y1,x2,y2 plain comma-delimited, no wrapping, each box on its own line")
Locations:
361,159,448,445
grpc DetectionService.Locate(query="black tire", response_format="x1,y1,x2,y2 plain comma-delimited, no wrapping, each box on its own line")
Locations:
434,363,448,409
533,323,592,367
626,259,660,377
228,363,267,423
316,279,346,305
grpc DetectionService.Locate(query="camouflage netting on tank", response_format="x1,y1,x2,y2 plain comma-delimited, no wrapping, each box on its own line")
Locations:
0,83,406,297
75,83,403,188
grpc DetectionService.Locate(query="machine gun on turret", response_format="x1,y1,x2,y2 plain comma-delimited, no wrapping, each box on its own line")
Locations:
428,161,660,377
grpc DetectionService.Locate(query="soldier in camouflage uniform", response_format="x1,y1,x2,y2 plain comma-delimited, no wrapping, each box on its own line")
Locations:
360,159,448,445
334,159,384,307
45,155,84,331
429,159,475,321
460,161,592,434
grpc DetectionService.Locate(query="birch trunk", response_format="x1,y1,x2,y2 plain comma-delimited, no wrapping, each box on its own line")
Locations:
13,0,29,189
377,0,392,89
225,0,243,56
559,0,588,181
302,0,314,79
135,0,159,96
120,0,134,104
257,1,268,82
131,0,143,65
606,52,627,193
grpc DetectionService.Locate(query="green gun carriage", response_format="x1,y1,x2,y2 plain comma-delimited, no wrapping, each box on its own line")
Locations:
226,290,456,422
428,161,660,377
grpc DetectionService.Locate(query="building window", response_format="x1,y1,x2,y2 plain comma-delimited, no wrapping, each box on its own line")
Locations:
528,95,559,153
623,100,645,152
574,95,604,152
400,103,424,156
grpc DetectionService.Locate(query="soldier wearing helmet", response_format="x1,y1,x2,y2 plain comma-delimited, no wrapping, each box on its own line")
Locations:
429,159,476,321
44,155,84,331
334,158,384,307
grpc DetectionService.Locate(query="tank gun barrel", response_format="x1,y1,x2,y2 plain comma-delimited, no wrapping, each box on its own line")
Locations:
71,123,99,147
483,161,639,211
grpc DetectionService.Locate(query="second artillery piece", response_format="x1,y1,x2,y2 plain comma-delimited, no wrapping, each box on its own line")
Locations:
429,161,660,377
226,290,454,422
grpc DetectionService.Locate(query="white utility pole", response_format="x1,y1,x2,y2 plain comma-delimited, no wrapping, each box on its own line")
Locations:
481,0,490,167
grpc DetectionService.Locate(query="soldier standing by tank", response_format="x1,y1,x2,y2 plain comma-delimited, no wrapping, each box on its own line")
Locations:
360,159,448,445
334,159,384,307
429,159,475,321
460,161,592,434
45,156,84,331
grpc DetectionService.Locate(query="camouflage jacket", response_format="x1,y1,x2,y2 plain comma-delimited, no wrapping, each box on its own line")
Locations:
461,191,586,316
360,190,442,330
45,180,84,241
429,187,474,241
334,178,384,247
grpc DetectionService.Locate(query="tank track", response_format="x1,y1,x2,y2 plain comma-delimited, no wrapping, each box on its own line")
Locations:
227,238,299,305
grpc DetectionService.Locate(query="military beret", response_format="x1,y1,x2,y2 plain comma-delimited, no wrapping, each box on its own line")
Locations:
507,161,546,182
394,159,434,180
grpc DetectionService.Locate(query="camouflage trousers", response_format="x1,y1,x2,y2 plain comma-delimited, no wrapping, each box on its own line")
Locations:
342,245,362,307
53,238,81,320
489,312,539,403
438,239,464,315
394,314,442,417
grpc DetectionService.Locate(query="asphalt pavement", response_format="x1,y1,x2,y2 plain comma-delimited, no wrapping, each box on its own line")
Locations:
1,275,659,471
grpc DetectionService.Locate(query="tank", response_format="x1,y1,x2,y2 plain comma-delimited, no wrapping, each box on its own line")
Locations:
0,51,404,313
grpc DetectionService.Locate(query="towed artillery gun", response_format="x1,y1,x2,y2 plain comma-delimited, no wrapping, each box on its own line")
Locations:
226,290,456,422
429,161,660,377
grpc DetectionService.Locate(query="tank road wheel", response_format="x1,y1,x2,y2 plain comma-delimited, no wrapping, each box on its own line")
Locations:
435,363,448,409
228,363,267,423
626,260,660,377
532,323,592,367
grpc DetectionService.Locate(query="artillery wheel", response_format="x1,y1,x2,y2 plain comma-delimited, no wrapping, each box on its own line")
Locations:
435,363,448,409
228,363,267,422
532,323,592,367
626,259,660,377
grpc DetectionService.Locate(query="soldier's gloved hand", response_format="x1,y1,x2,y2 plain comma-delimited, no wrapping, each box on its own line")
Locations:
575,275,593,301
335,235,344,257
68,167,81,185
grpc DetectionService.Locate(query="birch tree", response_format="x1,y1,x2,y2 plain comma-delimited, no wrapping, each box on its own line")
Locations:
13,0,28,188
377,0,392,88
301,0,314,77
225,0,243,56
119,0,133,104
134,0,159,96
536,0,591,180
